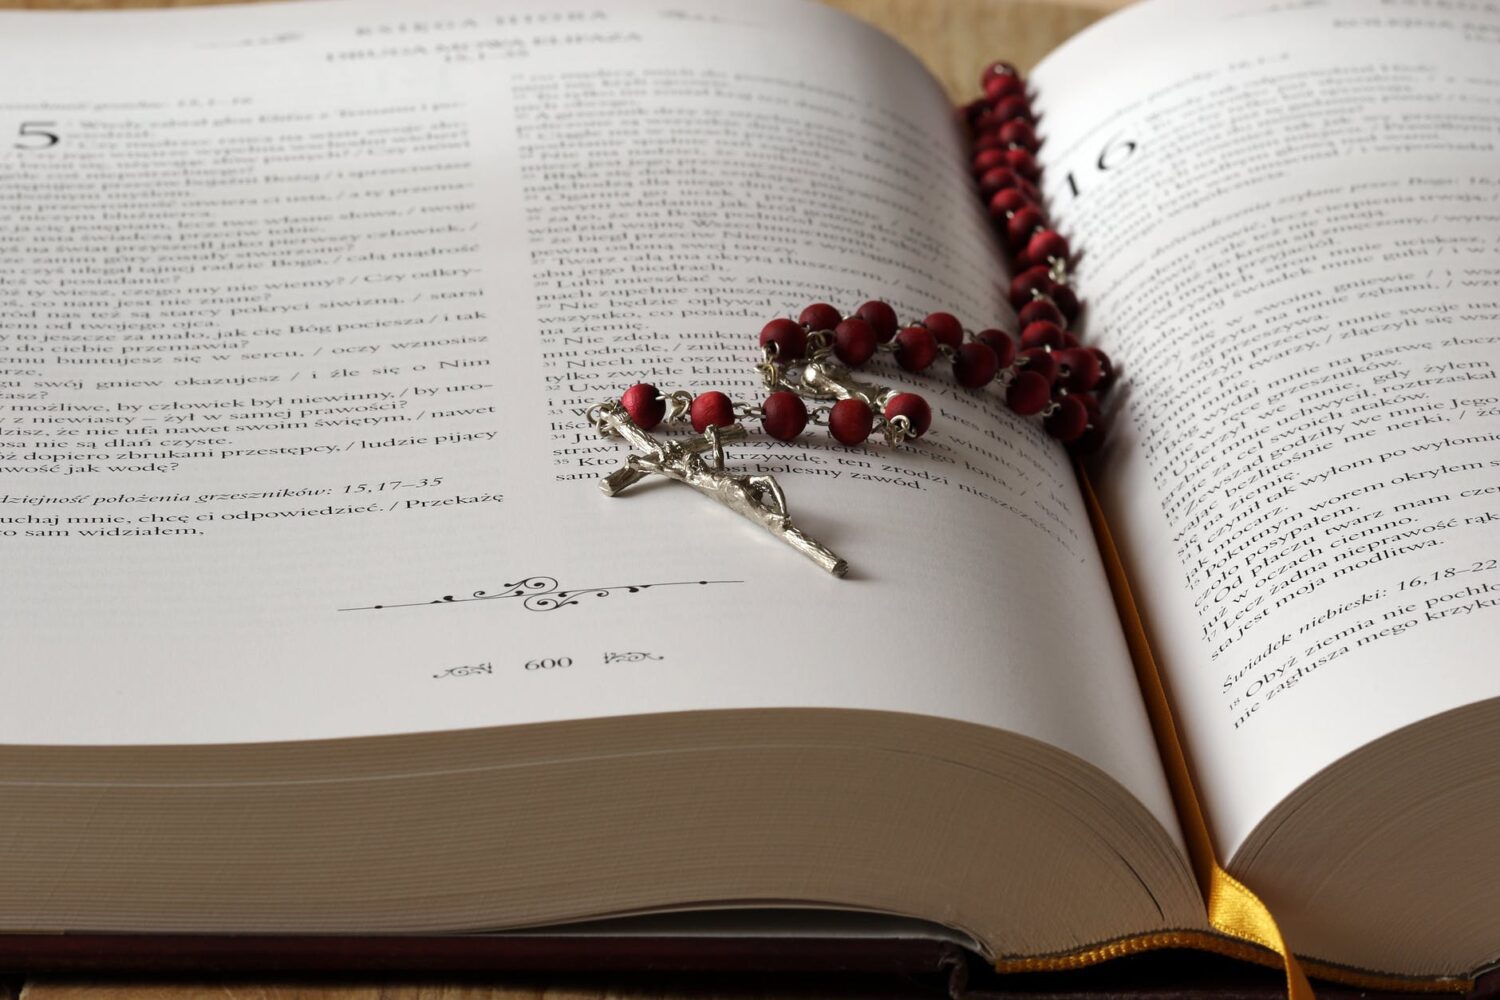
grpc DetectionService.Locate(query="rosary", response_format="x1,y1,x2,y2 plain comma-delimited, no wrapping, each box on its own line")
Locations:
587,62,1113,576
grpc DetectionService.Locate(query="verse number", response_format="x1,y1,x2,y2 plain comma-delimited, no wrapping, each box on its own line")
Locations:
1063,133,1138,198
15,122,60,150
343,477,444,494
1398,559,1499,590
524,656,572,671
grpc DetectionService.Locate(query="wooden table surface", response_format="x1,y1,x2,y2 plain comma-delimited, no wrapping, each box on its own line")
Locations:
0,0,1122,997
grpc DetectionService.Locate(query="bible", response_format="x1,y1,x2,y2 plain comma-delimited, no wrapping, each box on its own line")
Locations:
3,0,1499,994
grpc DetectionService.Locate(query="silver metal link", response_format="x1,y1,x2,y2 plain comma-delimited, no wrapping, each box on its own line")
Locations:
663,389,694,425
805,329,835,359
881,414,913,446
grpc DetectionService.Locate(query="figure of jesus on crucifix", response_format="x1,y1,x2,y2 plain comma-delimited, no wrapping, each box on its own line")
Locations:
593,400,848,577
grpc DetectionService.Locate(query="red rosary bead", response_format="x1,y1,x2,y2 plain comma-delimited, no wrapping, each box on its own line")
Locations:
981,60,1019,82
1005,370,1051,415
855,300,899,342
833,317,878,366
1043,394,1090,443
988,187,1033,219
1018,346,1059,383
894,325,938,372
988,96,1033,125
998,119,1038,151
1024,229,1069,267
1004,147,1040,181
759,317,808,361
1009,264,1055,309
923,311,965,349
1069,393,1105,454
1017,298,1064,330
828,398,875,446
972,109,1004,133
798,302,842,333
972,147,1008,174
1020,321,1066,351
974,328,1016,368
620,383,666,431
983,72,1025,102
990,175,1039,205
980,167,1024,199
689,390,736,433
1054,346,1103,392
762,390,809,441
953,341,1000,388
883,393,932,438
1050,284,1080,323
1006,206,1045,250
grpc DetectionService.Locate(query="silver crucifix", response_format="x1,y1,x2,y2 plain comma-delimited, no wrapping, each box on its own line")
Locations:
593,401,847,577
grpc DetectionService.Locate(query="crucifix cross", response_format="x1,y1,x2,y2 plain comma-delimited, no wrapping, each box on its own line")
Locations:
593,401,847,577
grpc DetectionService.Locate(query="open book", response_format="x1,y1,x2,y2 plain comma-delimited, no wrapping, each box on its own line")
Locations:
4,0,1499,991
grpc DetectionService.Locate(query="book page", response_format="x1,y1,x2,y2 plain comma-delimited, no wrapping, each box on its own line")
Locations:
0,0,1181,837
1030,0,1500,854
